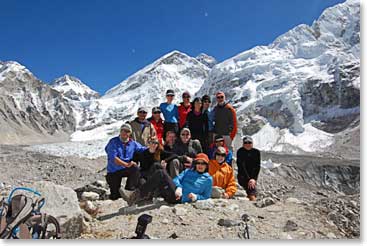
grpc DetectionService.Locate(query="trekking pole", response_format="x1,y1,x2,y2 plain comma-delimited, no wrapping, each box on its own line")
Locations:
241,214,250,239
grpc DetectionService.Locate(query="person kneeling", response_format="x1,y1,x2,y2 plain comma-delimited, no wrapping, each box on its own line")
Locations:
208,147,237,199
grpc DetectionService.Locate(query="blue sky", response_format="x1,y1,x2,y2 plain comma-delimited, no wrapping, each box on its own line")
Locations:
1,0,345,94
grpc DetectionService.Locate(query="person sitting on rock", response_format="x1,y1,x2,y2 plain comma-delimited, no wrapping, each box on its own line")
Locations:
104,123,147,200
208,135,233,165
128,107,157,146
236,136,261,201
171,128,202,178
133,136,178,186
121,153,212,206
208,147,237,199
173,153,213,203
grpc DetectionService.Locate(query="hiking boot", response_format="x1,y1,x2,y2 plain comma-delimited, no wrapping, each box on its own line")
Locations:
248,195,256,201
119,188,134,202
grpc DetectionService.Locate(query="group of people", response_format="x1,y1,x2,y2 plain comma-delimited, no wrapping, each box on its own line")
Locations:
104,90,261,206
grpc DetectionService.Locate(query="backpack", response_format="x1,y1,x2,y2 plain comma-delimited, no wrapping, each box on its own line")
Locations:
0,187,61,239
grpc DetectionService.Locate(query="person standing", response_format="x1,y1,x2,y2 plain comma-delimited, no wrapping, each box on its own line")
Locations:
201,94,215,153
128,107,157,146
148,106,164,145
160,89,179,138
104,123,147,200
213,91,237,152
236,136,261,201
178,91,192,130
185,97,209,153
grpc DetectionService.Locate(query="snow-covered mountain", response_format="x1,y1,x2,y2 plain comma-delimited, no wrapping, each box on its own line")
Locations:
0,61,75,144
51,75,100,101
197,0,360,156
196,53,217,68
70,50,211,141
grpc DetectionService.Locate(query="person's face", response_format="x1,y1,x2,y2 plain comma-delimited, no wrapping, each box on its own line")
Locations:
195,161,207,172
203,100,211,109
153,111,161,120
194,100,202,110
216,94,225,104
183,94,191,103
180,131,191,143
120,129,130,140
148,140,159,152
215,152,226,163
215,140,224,147
243,141,253,150
166,95,174,103
137,110,147,121
166,132,176,145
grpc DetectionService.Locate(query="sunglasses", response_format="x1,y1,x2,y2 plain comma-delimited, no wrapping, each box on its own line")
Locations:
181,133,190,136
166,95,174,97
153,111,161,114
215,153,226,157
216,96,224,99
138,111,147,114
121,129,130,133
196,161,207,165
203,100,210,103
183,96,190,99
148,141,159,144
243,141,253,144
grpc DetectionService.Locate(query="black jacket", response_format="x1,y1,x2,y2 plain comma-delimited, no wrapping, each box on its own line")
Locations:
185,111,208,143
134,149,177,176
236,147,261,181
172,139,202,158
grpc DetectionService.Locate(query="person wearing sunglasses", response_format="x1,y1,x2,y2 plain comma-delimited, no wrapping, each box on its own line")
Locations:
121,153,212,206
236,136,261,201
160,89,179,138
147,106,164,145
178,91,192,129
171,128,203,178
208,135,233,165
104,123,147,200
213,91,237,152
208,147,237,199
128,107,157,146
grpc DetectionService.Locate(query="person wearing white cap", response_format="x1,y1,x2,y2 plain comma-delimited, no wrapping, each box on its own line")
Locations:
104,123,147,200
236,136,261,201
128,107,157,146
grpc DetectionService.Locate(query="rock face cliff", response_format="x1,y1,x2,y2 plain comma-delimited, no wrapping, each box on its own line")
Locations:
0,61,75,144
197,0,359,157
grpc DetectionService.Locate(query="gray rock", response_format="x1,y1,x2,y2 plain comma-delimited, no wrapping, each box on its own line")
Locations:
285,197,301,204
159,205,172,212
227,204,239,211
218,219,241,227
234,189,247,197
94,180,107,188
32,181,83,239
193,199,215,210
211,187,224,198
173,207,187,216
255,197,276,208
81,191,100,201
284,220,298,232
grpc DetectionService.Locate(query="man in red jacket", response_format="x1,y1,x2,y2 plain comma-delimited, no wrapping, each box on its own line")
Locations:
178,91,192,129
148,106,164,145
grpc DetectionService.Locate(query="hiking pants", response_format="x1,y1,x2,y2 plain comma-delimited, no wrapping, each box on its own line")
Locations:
237,176,257,196
139,169,178,204
106,166,140,200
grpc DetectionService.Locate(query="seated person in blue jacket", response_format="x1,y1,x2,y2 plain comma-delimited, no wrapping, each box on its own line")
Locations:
121,153,212,205
208,135,233,165
104,123,147,200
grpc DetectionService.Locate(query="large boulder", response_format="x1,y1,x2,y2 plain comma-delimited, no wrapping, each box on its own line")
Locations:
32,181,84,239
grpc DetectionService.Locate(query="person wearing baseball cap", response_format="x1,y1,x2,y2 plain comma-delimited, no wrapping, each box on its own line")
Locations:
160,89,179,138
173,153,212,203
148,106,164,144
128,107,157,146
178,91,192,129
208,135,233,165
209,147,237,199
104,122,147,200
236,135,261,201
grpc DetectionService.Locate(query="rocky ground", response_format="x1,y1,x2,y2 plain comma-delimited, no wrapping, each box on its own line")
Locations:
0,144,360,240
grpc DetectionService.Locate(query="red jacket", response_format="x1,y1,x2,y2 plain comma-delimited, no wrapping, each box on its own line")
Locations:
178,103,192,128
148,117,164,144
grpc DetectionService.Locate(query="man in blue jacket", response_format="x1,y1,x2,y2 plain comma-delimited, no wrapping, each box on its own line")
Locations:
105,123,147,200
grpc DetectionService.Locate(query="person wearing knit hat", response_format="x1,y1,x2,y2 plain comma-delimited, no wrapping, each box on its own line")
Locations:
173,153,212,203
208,147,237,199
213,91,237,153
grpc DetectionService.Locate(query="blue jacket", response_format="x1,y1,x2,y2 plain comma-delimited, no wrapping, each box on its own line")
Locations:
105,136,147,173
173,169,212,203
203,108,215,132
208,145,233,164
160,102,179,123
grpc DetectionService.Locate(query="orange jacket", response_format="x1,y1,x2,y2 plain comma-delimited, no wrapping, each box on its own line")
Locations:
225,103,237,140
208,160,237,197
